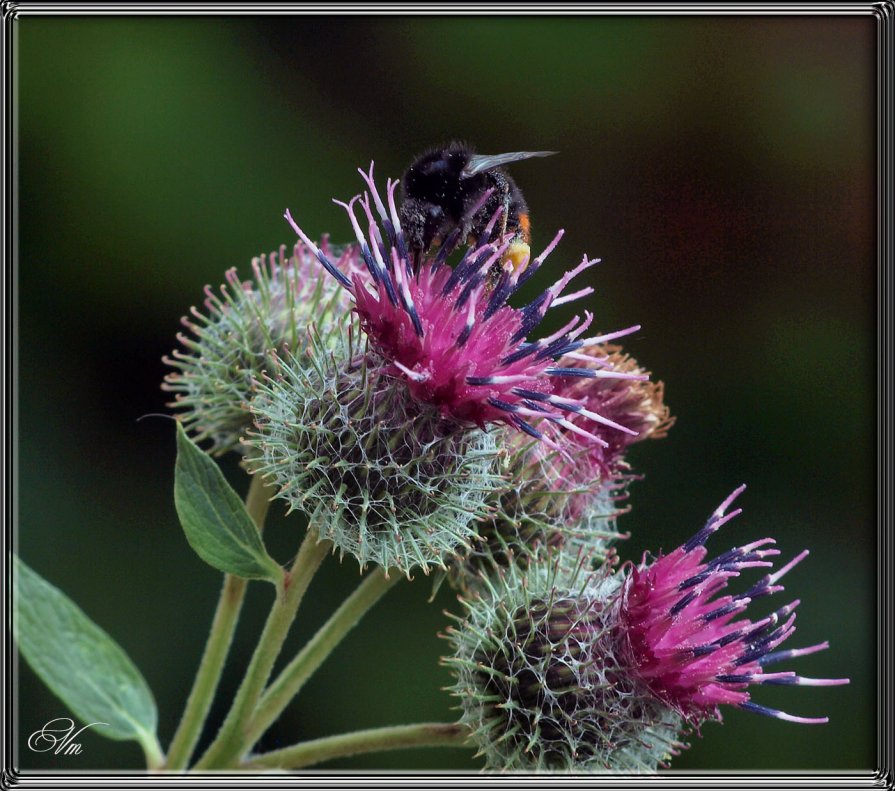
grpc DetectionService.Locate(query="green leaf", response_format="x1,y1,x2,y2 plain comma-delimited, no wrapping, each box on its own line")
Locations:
13,555,159,747
174,422,281,581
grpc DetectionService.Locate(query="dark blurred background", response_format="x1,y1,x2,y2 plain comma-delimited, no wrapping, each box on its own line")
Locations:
15,13,876,773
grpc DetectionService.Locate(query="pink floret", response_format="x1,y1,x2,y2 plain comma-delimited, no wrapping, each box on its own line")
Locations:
352,262,552,426
617,485,849,724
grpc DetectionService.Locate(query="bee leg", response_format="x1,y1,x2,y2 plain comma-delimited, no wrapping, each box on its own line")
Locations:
484,180,512,292
499,180,511,240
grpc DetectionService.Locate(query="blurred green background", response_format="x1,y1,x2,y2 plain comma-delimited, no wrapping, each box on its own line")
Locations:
14,13,876,773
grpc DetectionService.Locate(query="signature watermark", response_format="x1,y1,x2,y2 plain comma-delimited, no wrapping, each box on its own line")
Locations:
27,718,108,756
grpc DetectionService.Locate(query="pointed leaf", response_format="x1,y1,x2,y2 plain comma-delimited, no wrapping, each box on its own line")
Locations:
174,422,280,581
13,555,158,747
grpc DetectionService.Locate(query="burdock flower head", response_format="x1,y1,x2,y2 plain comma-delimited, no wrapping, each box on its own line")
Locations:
552,342,674,476
247,333,502,576
443,551,686,772
444,433,627,593
445,342,672,591
163,241,359,455
284,163,647,449
617,485,850,725
444,486,849,773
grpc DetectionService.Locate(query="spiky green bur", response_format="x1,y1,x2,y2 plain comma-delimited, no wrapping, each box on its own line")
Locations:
247,347,503,576
163,241,358,456
445,435,625,594
443,556,686,772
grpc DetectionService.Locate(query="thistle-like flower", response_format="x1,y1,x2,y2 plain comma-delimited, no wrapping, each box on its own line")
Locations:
445,433,626,593
616,485,850,725
444,486,849,773
284,164,647,449
163,241,359,455
443,552,686,772
246,336,502,576
552,342,674,476
445,341,671,591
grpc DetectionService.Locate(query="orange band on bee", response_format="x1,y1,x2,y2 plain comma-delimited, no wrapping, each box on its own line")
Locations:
517,212,531,243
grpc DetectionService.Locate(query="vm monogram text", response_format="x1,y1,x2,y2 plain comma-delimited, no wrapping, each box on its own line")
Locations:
27,718,108,756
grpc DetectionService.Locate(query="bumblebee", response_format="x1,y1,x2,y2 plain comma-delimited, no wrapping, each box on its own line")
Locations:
399,142,555,274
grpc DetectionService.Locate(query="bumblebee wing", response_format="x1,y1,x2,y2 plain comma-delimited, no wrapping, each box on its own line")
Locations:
461,150,557,178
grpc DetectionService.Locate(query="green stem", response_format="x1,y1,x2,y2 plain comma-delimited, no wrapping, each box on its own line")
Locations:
140,731,166,772
193,527,332,770
242,722,469,770
243,569,401,750
164,473,273,771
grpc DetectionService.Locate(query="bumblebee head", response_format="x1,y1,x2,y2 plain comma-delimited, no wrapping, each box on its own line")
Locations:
399,196,446,254
399,144,557,257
